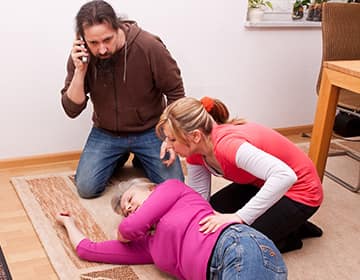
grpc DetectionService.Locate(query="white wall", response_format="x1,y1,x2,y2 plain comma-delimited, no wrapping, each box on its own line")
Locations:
0,0,321,160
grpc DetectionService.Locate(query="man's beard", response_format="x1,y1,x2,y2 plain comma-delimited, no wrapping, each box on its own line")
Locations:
95,53,115,72
97,52,113,59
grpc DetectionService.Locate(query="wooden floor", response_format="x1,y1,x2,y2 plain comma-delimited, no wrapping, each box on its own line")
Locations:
0,161,79,279
0,133,311,280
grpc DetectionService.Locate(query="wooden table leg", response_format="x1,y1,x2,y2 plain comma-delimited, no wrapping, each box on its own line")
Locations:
309,69,340,180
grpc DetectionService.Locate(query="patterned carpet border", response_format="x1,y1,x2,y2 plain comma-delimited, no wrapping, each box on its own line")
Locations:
0,246,12,280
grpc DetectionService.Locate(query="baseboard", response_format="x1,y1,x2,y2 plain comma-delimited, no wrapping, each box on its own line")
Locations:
274,124,313,136
0,151,81,169
0,124,313,169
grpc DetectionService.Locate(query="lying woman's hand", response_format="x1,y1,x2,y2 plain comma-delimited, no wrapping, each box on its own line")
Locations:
117,230,131,243
199,212,243,234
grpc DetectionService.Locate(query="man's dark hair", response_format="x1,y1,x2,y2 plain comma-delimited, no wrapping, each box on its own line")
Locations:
75,0,120,38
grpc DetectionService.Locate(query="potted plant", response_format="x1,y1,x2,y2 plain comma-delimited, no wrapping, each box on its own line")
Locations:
292,0,311,20
307,0,327,21
248,0,273,22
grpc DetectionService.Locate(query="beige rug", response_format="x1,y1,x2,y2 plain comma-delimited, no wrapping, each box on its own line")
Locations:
10,167,174,280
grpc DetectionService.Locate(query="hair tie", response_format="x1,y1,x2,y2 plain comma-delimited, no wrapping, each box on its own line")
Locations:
200,96,214,112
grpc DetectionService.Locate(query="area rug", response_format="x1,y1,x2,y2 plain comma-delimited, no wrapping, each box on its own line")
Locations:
0,246,12,280
10,167,173,280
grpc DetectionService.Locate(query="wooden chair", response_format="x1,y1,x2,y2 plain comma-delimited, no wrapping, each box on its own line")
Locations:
317,2,360,192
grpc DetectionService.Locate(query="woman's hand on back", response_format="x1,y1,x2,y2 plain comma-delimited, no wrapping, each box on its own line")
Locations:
199,212,243,234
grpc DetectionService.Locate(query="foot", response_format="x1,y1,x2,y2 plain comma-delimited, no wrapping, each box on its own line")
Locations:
298,221,323,239
278,237,303,253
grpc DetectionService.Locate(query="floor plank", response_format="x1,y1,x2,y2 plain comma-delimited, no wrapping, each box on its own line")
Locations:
0,161,78,280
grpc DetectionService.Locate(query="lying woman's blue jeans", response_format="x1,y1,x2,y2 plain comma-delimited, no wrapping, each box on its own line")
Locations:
208,224,287,280
75,127,184,198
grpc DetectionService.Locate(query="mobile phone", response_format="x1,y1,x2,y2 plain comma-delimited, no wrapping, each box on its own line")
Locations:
79,36,88,63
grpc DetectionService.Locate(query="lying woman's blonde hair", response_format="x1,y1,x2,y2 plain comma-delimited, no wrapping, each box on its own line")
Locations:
111,178,156,215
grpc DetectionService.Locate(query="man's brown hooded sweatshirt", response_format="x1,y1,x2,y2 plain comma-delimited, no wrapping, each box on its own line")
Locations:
61,21,185,134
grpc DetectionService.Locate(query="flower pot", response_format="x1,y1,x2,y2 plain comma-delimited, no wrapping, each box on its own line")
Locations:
292,6,304,20
247,8,265,22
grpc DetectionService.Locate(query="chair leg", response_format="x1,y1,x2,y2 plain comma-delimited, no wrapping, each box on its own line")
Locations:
324,151,360,192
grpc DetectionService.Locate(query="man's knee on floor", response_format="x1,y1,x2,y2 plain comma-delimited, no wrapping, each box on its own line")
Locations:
75,177,105,199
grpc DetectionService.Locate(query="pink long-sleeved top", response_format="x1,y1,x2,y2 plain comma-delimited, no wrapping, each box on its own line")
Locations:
76,179,231,280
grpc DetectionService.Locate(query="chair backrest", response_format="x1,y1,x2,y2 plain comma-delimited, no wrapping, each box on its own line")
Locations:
316,3,360,94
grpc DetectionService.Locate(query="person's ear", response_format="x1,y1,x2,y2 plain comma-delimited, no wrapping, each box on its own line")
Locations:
190,129,202,143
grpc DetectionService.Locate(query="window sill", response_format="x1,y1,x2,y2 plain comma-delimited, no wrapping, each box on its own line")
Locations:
245,11,321,28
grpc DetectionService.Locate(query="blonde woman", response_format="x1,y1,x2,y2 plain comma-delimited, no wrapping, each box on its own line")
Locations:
156,96,323,253
57,178,287,280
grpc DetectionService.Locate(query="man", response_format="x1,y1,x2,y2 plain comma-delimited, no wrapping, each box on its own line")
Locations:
61,0,185,198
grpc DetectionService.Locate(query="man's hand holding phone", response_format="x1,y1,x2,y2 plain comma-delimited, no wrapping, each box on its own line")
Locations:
71,37,89,70
79,36,88,63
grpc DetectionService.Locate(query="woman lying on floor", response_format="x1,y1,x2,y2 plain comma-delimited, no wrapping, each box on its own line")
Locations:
57,178,287,280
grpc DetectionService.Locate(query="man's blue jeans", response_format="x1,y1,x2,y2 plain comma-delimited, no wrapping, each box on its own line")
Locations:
75,127,184,198
208,224,288,280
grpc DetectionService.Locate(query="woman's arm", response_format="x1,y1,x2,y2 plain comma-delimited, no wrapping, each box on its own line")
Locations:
235,142,297,225
186,163,212,200
76,238,152,265
56,213,152,264
117,230,130,243
199,142,297,233
56,213,85,248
